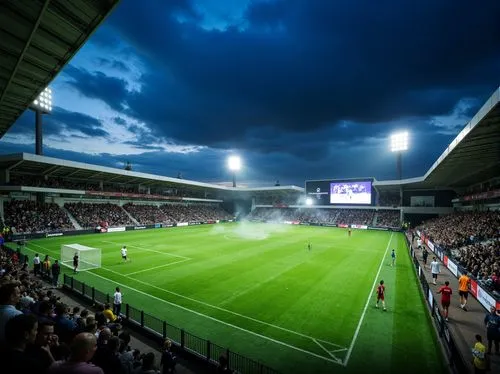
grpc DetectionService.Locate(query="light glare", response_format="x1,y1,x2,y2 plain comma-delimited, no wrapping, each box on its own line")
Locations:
390,131,409,152
305,197,313,206
227,155,242,171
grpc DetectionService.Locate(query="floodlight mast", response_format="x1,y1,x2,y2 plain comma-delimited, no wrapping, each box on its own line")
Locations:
30,87,53,156
390,131,409,180
227,155,242,187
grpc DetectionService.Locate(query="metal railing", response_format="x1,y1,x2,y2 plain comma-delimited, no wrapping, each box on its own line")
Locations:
405,237,468,374
63,274,279,374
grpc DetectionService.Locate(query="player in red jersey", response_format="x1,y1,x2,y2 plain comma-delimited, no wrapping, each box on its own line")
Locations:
375,280,386,311
437,281,452,321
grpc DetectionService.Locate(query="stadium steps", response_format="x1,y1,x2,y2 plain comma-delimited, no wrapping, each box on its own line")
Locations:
61,206,82,230
331,210,341,224
121,206,140,225
372,213,378,226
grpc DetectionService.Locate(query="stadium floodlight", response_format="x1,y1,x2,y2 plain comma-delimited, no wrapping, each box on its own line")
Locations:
30,86,53,155
390,131,409,152
32,87,53,113
389,131,409,181
227,155,242,187
305,197,313,206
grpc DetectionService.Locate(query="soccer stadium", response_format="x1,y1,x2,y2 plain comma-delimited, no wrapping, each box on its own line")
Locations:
0,2,499,374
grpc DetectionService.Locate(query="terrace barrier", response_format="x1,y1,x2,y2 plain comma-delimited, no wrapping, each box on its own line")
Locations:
404,236,468,374
63,274,280,374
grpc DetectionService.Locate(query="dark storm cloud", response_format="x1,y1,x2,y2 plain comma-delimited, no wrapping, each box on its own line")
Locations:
49,108,110,137
5,108,109,138
64,65,129,112
81,0,499,149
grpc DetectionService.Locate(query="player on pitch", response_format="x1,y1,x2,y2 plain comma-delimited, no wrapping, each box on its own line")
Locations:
375,280,386,311
121,245,128,262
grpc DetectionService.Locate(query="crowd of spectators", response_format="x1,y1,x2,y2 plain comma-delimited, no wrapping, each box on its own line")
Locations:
417,211,500,250
123,203,174,225
336,209,375,226
4,201,73,234
451,240,500,292
417,210,500,283
375,210,401,228
248,207,388,227
64,203,133,229
0,245,178,373
159,204,232,223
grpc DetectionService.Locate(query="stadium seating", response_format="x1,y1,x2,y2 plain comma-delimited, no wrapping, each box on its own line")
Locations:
64,202,133,228
418,211,500,280
247,207,384,227
123,203,174,225
335,209,375,226
375,210,400,228
3,201,73,233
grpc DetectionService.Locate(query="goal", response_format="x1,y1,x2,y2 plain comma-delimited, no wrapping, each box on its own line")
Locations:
61,244,101,271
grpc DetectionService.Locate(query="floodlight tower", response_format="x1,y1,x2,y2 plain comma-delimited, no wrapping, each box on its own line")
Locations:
390,131,409,180
30,87,53,155
227,155,242,187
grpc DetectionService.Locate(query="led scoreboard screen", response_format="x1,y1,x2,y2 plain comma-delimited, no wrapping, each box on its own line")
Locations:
306,179,374,205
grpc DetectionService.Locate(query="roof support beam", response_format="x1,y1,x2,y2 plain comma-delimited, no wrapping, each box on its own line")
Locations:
0,0,51,107
6,160,24,171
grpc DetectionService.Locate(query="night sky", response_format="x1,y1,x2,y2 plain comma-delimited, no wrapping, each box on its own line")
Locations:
1,0,499,186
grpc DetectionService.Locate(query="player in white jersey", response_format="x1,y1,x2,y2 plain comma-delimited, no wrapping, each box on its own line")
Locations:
430,257,440,284
121,246,128,262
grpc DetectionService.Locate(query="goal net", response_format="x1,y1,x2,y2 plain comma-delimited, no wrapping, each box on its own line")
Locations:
61,244,101,271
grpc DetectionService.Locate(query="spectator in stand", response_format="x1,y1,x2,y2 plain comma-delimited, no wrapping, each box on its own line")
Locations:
25,320,58,372
43,255,51,279
160,339,176,374
133,351,158,374
53,303,77,344
34,253,41,276
484,307,500,355
0,282,22,342
0,313,39,372
113,287,123,316
92,335,123,374
52,260,61,287
48,332,103,374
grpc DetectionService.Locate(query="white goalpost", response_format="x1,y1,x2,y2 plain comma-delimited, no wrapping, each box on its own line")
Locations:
61,244,101,271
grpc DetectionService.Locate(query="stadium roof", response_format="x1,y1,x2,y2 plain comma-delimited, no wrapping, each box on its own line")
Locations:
375,86,500,190
0,0,120,138
0,152,304,194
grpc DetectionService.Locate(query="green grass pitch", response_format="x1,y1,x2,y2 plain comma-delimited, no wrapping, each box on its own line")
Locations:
23,223,446,373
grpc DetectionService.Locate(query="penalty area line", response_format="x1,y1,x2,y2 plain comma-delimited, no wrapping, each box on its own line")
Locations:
124,258,191,276
343,232,394,367
101,240,191,260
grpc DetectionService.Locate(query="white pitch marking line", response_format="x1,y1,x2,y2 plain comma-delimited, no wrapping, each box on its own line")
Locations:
124,259,190,276
26,241,347,353
312,339,343,364
101,240,191,260
343,232,394,367
85,267,342,365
